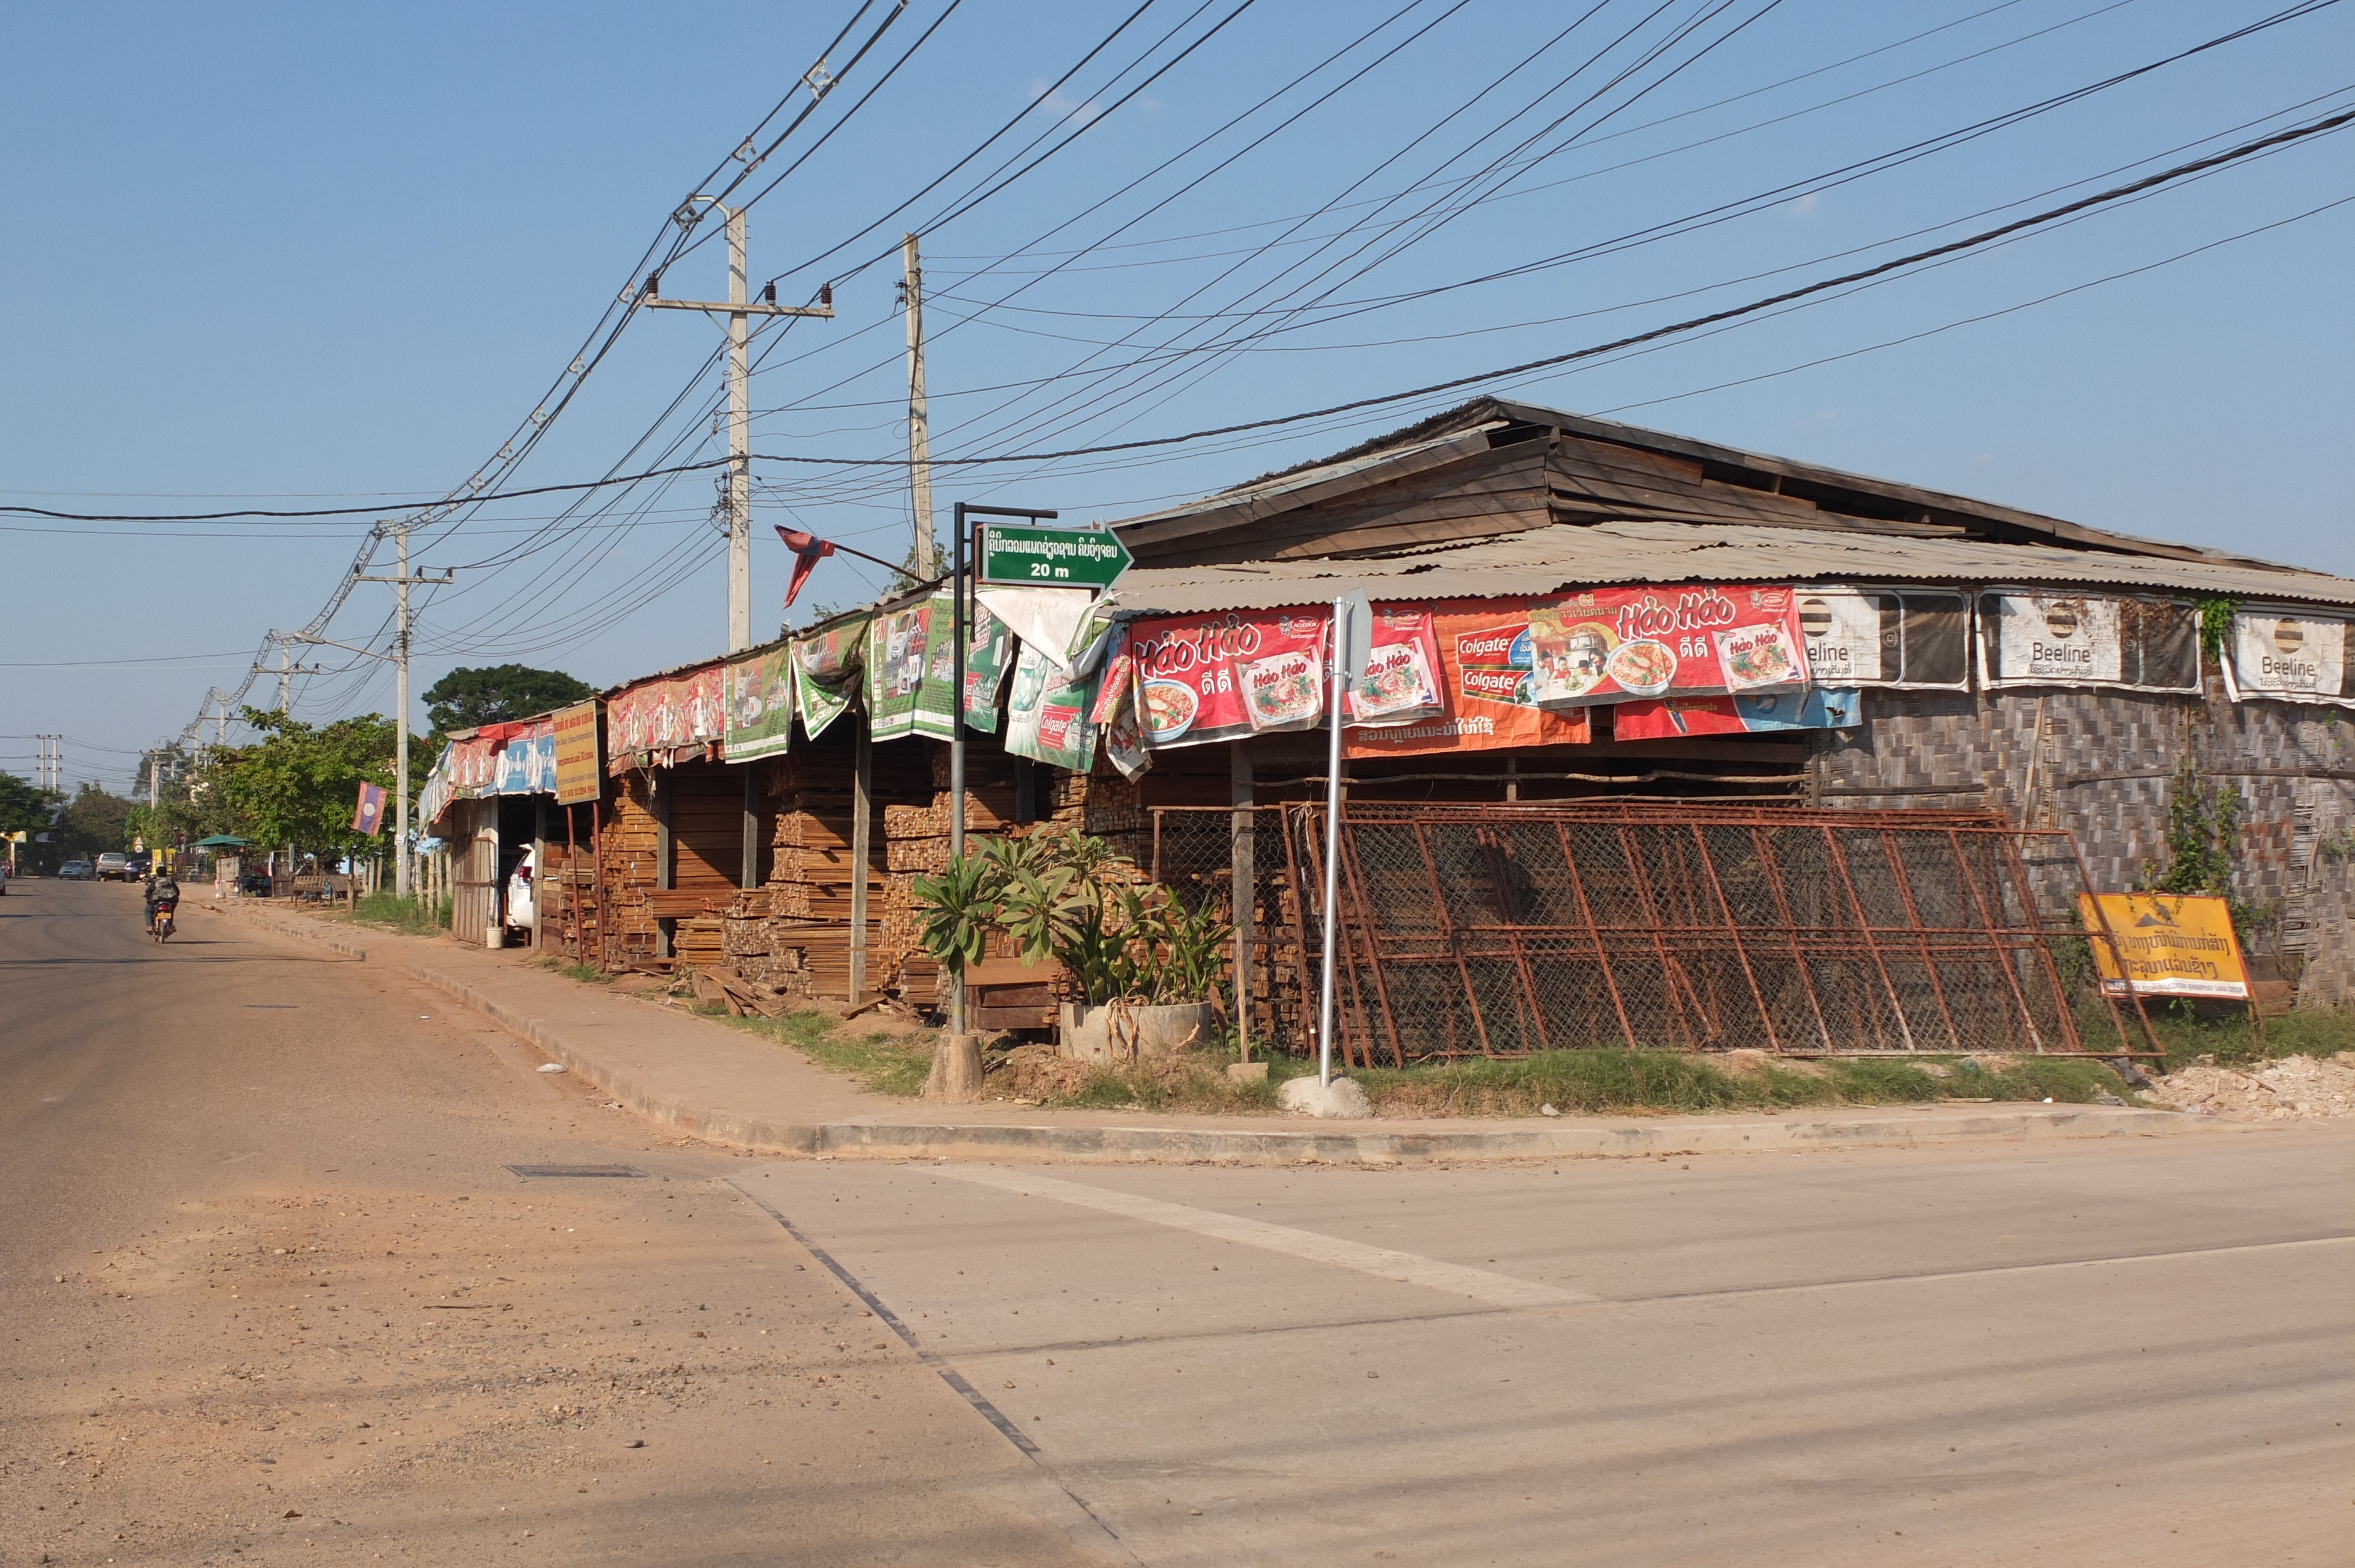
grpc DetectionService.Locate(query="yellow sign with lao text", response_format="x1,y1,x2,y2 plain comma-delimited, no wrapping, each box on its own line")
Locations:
2077,893,2248,999
551,701,603,806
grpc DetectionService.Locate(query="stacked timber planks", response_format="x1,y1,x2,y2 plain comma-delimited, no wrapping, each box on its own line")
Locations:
598,776,661,963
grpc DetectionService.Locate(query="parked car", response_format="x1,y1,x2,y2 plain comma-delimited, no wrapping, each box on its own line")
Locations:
126,853,153,879
95,852,132,881
59,860,94,880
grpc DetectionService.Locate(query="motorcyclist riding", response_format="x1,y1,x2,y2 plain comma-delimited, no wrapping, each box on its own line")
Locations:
144,869,181,933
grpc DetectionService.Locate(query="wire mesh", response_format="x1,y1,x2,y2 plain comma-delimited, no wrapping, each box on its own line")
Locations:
1149,802,2148,1066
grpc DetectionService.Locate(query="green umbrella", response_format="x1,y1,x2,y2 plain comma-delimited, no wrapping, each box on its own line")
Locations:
193,835,252,848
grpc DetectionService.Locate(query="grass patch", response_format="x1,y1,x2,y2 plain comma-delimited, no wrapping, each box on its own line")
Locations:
533,955,612,985
705,1008,934,1098
1039,1052,1285,1114
1033,1045,2151,1117
2122,1003,2355,1072
347,891,451,935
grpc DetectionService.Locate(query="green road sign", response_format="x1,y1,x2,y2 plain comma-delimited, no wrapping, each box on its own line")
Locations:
979,523,1132,589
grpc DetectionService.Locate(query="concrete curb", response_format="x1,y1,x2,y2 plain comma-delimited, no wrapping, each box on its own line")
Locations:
210,902,2211,1167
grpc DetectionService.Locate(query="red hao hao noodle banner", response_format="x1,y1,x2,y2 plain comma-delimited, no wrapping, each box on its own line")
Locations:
1527,584,1806,707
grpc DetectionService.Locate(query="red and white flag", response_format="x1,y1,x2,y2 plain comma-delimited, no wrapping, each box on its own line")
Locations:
775,526,837,609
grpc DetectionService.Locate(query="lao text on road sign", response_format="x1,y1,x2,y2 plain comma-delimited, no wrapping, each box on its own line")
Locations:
2077,893,2249,999
979,524,1131,589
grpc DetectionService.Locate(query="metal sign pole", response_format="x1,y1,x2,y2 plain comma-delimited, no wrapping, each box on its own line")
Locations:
1318,595,1348,1088
950,501,968,1038
945,502,1060,1045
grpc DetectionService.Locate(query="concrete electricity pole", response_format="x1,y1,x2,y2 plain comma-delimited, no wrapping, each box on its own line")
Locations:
353,523,450,899
901,233,938,580
644,200,835,652
298,523,451,898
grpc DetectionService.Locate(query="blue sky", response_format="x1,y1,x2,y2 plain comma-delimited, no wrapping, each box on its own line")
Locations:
3,0,2349,790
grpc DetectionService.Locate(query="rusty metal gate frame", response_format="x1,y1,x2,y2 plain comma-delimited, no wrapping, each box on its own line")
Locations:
1261,802,2158,1067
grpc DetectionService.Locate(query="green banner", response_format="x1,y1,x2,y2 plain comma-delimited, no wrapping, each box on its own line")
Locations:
725,646,795,762
867,593,958,742
1004,640,1100,770
792,615,868,741
964,602,1012,735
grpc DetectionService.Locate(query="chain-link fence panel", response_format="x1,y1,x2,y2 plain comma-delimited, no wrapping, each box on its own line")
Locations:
1259,802,2150,1067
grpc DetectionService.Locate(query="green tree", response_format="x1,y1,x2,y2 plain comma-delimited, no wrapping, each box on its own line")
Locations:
212,707,399,865
422,665,593,739
57,783,135,859
0,771,56,836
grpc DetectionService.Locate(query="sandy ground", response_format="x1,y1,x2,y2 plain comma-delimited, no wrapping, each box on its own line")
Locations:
0,881,1112,1566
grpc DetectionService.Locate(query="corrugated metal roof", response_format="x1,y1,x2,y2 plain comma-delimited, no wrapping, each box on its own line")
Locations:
1109,426,1507,530
1102,520,2355,615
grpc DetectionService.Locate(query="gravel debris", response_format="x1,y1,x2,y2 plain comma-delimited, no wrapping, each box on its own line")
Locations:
2151,1052,2355,1121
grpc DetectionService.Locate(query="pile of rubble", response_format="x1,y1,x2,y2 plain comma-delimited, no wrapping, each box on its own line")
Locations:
2151,1053,2355,1121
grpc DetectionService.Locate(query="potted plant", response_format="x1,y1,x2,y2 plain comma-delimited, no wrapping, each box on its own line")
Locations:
914,828,1233,1064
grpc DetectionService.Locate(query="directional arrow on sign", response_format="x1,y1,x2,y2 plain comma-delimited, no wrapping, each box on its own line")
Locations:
977,523,1133,590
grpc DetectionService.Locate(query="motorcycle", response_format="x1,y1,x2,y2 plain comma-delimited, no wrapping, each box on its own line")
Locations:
150,901,178,942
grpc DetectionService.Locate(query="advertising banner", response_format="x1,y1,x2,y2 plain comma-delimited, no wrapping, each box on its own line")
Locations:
865,593,958,742
1526,584,1807,708
493,722,556,794
724,647,796,763
1121,608,1331,750
1983,592,2123,685
448,735,499,795
1796,586,1972,689
1796,587,1888,683
606,667,724,771
963,602,1013,735
792,615,868,741
1004,642,1100,770
2078,893,2250,999
1343,606,1445,728
552,701,602,805
2231,610,2352,705
1611,686,1863,741
1979,592,2198,691
1344,599,1592,758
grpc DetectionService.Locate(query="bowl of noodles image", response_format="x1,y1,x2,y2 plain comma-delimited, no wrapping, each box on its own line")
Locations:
1142,679,1199,742
1606,637,1677,696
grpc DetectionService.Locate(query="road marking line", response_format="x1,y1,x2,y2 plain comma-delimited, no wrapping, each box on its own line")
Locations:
1620,1232,2355,1305
941,1166,1591,1308
727,1178,1139,1562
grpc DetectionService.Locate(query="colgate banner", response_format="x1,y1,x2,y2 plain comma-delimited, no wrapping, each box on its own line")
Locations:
1346,600,1591,758
1527,584,1807,707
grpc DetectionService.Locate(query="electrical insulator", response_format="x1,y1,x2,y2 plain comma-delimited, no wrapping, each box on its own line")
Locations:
763,282,777,305
818,283,832,308
645,273,661,298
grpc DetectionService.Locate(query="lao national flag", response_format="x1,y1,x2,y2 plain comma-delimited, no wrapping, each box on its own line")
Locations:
353,782,387,835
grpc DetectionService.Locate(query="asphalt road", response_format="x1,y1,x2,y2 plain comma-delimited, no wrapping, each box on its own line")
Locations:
4,879,2350,1566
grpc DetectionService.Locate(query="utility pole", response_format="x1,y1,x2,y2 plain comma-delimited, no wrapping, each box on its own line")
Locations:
644,200,835,652
901,233,938,579
304,522,452,899
350,523,450,899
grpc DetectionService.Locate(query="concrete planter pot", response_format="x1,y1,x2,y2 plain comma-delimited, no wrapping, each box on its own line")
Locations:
1057,1001,1216,1064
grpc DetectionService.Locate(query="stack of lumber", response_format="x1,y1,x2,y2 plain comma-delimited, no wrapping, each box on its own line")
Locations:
596,778,661,962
